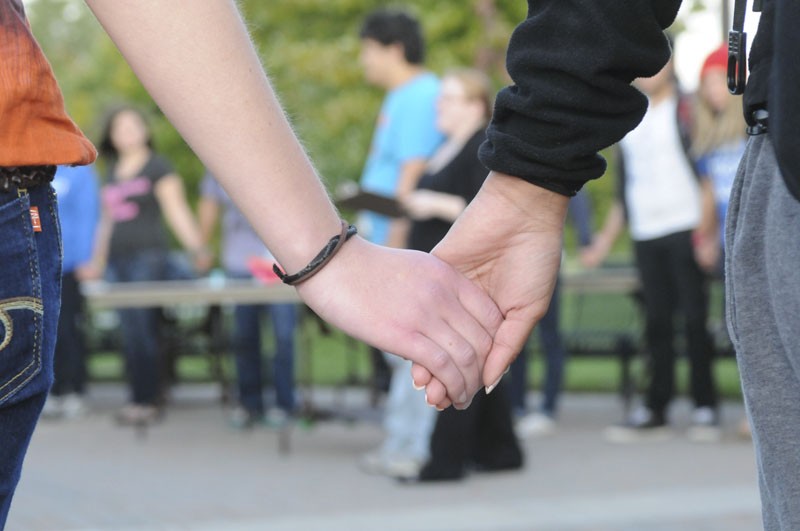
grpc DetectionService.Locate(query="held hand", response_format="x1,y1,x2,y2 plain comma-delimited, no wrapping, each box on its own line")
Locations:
402,190,467,223
295,236,503,409
692,230,721,274
414,173,569,407
579,243,606,269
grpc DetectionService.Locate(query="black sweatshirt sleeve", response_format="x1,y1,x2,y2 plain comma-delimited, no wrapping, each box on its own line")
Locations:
479,0,682,196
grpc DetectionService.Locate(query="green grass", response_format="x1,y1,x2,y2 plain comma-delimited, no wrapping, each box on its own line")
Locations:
88,333,744,400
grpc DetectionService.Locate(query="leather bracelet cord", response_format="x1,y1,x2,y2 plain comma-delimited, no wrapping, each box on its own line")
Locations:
273,221,358,286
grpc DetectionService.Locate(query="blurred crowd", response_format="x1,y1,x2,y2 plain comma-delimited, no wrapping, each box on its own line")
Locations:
45,7,747,484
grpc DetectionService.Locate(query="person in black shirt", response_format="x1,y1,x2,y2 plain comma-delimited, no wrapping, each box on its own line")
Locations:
416,1,800,528
402,69,522,481
95,106,209,425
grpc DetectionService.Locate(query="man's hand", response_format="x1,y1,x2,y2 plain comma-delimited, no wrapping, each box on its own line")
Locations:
412,172,569,408
296,236,503,409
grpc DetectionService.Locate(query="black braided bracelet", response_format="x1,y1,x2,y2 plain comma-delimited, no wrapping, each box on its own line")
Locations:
273,221,358,286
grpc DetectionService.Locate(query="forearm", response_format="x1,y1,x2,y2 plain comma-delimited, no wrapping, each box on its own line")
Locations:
396,159,428,199
696,178,718,238
197,198,220,246
84,0,341,273
594,202,625,256
431,193,467,223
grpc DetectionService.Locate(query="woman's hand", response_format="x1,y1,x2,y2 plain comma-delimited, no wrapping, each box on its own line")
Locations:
402,190,466,222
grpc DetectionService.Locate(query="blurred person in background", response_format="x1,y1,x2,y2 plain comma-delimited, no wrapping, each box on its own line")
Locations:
401,69,522,482
198,172,298,429
93,106,210,426
356,8,444,478
581,55,720,443
510,189,593,439
41,164,100,420
0,1,503,523
690,44,748,438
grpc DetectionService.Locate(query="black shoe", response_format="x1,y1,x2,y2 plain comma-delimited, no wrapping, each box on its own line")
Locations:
412,461,466,483
603,407,671,443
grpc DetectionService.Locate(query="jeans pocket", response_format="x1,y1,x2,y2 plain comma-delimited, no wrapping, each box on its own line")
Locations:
0,192,44,405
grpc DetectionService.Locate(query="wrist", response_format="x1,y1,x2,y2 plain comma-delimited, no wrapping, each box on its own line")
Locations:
482,172,570,229
273,221,357,286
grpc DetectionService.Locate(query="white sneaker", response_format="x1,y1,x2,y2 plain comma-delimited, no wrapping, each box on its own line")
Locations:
40,395,63,420
264,408,291,428
687,406,721,443
516,412,557,439
604,407,672,444
61,393,88,419
358,450,423,478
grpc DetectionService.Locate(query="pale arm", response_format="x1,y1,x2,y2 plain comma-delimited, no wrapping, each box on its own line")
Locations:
692,177,721,272
83,0,502,408
580,200,625,269
154,174,205,254
197,195,221,247
402,189,467,223
385,158,428,248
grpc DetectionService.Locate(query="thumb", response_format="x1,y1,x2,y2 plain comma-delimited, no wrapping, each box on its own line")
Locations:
483,316,535,393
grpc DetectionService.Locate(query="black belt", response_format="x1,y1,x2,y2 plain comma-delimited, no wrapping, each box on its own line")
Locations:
0,165,56,193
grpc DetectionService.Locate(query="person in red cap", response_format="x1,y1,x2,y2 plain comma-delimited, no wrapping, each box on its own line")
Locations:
691,44,749,437
691,44,747,273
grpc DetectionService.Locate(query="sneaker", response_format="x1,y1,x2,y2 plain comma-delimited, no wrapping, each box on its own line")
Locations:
115,404,160,426
604,407,671,443
264,408,292,429
228,407,262,430
383,456,424,480
516,412,556,439
687,406,722,443
40,395,64,420
358,450,424,479
61,393,88,419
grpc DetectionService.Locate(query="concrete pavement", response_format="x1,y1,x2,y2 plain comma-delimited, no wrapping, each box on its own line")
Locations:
8,384,761,531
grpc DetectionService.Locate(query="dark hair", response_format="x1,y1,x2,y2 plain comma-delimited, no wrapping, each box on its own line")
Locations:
97,105,154,160
359,9,425,65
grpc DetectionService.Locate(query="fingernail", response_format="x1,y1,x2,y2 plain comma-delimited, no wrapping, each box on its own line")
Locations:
413,382,425,391
457,398,473,410
458,392,468,405
485,376,502,395
435,405,445,412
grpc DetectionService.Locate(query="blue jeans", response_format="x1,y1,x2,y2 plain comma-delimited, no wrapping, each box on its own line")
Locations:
107,250,168,406
0,185,62,527
509,278,567,418
233,302,297,413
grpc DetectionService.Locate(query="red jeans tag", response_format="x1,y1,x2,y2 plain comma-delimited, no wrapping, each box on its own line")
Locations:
30,206,42,232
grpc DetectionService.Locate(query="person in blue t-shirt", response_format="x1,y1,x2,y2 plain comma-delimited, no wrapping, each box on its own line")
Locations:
356,8,444,479
198,173,298,429
357,8,444,248
42,164,100,420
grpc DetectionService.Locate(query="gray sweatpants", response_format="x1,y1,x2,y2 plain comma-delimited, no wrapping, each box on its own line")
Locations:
726,134,800,531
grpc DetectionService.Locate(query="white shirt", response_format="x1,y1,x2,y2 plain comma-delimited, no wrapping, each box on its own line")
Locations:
621,95,701,241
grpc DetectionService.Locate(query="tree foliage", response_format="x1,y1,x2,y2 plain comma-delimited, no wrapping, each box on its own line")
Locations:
26,0,626,252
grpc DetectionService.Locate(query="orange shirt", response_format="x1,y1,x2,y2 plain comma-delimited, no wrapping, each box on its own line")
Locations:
0,0,96,167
